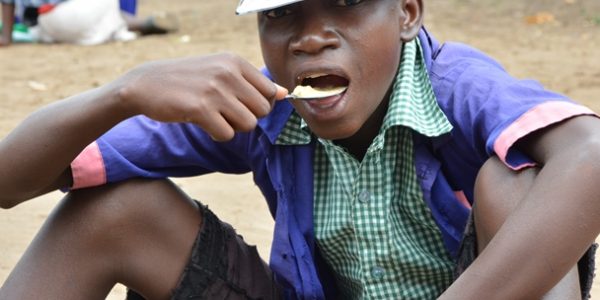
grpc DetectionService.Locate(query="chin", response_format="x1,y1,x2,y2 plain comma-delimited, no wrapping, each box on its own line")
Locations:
311,125,359,141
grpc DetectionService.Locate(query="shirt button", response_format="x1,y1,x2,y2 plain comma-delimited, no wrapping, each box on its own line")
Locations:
371,266,385,279
358,190,371,203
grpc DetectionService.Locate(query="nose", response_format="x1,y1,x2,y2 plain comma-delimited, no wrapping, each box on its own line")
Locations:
288,16,341,56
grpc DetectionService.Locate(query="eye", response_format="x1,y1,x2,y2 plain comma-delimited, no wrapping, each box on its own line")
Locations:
332,0,364,7
262,6,293,19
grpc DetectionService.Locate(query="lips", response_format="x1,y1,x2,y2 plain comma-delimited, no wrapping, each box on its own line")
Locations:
305,92,345,111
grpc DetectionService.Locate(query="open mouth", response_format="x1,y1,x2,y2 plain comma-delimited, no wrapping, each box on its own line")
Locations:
301,74,349,90
291,74,350,100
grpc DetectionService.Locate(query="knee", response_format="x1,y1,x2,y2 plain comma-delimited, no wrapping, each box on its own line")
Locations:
474,157,539,215
38,179,203,295
473,157,539,245
58,179,201,245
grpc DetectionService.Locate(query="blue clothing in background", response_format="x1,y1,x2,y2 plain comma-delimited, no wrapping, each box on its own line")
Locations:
119,0,136,15
1,0,138,20
0,0,62,6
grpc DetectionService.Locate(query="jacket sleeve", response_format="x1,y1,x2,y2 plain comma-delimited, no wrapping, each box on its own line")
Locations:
70,115,252,189
429,42,596,170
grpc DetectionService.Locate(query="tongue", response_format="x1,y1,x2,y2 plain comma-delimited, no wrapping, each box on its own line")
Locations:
304,75,349,89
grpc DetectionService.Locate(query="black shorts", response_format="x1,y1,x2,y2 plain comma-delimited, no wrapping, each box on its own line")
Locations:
127,202,282,300
127,205,596,299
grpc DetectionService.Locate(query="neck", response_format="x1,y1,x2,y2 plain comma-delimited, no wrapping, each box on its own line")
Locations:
334,95,390,161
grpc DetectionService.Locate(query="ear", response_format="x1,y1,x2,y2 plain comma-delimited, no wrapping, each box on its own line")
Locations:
399,0,423,42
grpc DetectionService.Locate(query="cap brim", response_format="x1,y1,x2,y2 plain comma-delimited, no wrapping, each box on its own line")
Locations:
236,0,304,15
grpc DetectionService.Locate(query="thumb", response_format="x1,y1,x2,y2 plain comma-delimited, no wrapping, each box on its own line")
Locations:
273,83,289,101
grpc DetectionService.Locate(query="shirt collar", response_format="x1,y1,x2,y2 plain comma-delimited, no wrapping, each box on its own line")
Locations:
275,112,312,145
381,38,452,137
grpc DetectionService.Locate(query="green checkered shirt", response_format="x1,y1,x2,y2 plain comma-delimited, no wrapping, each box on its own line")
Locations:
276,40,455,299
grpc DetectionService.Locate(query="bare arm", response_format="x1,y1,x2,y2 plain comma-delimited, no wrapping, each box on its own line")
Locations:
0,84,130,206
0,53,287,208
1,2,15,46
440,115,600,299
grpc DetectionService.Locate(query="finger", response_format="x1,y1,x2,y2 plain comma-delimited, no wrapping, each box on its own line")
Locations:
238,60,281,101
273,83,288,101
192,112,235,142
220,98,259,133
229,78,273,118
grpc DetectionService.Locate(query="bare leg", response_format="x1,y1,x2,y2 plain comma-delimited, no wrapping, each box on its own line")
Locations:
0,3,15,46
474,157,581,300
0,179,201,300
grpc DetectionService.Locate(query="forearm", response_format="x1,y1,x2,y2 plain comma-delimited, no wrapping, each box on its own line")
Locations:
1,3,15,45
0,81,134,207
441,116,600,299
0,53,285,207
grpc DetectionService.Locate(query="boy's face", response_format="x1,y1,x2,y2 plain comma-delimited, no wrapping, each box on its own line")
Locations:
258,0,422,140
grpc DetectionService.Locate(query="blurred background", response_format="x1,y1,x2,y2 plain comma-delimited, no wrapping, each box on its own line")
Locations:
0,0,598,298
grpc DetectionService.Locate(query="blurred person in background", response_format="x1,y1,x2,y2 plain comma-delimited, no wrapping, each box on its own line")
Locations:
0,0,178,46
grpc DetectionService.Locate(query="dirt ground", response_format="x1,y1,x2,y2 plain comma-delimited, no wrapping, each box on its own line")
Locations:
0,0,599,299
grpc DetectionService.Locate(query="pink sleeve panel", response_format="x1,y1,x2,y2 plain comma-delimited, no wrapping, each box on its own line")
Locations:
453,190,472,209
70,142,107,189
494,101,597,170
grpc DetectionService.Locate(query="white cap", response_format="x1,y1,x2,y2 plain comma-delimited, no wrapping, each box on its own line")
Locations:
236,0,304,15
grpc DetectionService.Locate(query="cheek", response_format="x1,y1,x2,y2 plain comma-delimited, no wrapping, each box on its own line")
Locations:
350,18,403,85
259,38,277,72
259,30,288,81
258,18,295,83
260,41,294,88
371,28,403,67
357,35,402,103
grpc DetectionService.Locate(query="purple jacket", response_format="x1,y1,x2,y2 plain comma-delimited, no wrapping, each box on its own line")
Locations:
70,28,594,299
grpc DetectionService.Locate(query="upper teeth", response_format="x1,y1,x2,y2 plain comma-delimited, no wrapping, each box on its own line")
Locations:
305,73,328,79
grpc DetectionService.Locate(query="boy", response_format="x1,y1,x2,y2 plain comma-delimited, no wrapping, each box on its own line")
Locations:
0,0,599,299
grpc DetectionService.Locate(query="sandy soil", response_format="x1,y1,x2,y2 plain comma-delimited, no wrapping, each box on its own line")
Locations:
0,0,598,299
